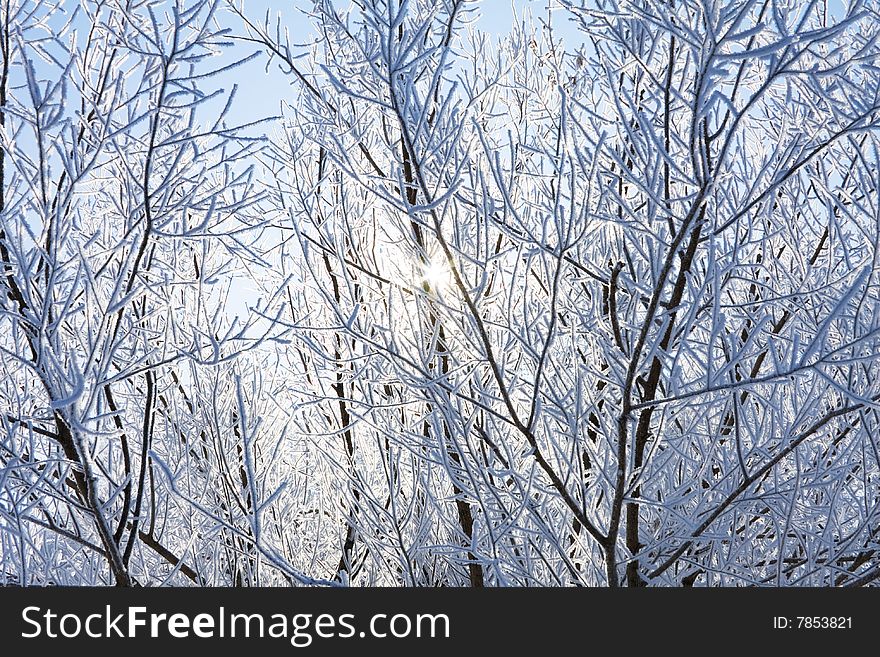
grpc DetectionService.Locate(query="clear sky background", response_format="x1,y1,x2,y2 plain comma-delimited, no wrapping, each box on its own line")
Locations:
223,0,582,129
206,1,581,319
209,0,850,318
222,0,851,130
222,0,850,131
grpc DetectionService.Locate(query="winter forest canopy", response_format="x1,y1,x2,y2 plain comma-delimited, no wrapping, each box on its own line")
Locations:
1,0,880,588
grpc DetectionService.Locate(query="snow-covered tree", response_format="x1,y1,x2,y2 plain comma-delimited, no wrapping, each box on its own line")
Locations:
0,0,269,585
3,0,880,587
251,0,880,586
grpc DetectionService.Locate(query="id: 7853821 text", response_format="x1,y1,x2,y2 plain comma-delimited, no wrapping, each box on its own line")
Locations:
773,617,852,629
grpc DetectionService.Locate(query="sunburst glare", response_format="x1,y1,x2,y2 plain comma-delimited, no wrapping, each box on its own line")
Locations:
422,256,452,292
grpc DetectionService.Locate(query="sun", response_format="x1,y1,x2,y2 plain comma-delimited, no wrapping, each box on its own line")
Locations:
422,256,451,292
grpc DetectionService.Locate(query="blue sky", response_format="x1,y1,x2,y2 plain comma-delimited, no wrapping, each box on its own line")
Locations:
222,0,851,130
214,0,572,318
223,0,581,129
